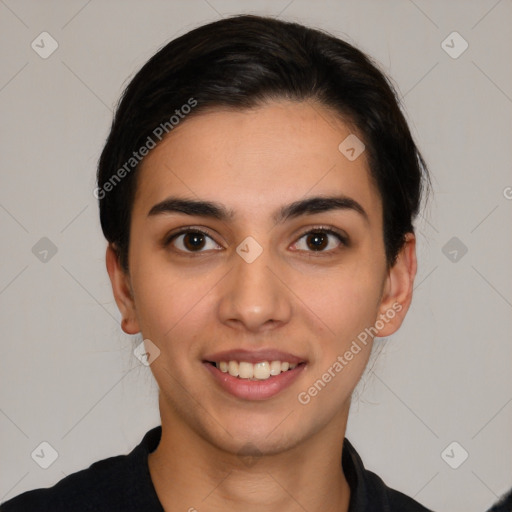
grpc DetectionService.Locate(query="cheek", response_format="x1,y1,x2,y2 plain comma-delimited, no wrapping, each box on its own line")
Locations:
297,260,383,342
129,254,220,353
295,269,380,407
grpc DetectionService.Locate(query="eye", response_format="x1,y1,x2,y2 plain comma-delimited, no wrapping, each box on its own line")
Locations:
164,226,348,256
291,227,348,253
165,229,222,253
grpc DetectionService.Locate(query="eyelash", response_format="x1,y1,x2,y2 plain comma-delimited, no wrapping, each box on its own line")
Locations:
163,225,348,257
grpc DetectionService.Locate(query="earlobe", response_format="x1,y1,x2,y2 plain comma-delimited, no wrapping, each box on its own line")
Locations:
375,233,417,337
105,244,140,335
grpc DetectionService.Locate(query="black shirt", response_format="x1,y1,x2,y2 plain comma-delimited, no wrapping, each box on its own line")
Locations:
1,426,433,511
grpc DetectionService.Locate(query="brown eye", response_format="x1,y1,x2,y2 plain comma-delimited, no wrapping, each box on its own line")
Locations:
182,232,206,251
292,228,347,253
167,230,222,253
305,231,329,251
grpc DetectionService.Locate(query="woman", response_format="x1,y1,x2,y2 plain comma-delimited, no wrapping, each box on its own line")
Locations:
2,14,434,511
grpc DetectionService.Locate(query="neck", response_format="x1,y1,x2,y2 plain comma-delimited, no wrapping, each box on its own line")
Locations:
148,397,352,512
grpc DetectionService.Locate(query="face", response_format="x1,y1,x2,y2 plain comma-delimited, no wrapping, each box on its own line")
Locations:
107,100,416,456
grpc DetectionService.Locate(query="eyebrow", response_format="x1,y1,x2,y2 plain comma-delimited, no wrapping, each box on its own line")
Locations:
148,195,369,224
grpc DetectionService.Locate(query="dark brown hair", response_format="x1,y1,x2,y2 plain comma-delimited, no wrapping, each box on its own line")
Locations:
97,14,430,271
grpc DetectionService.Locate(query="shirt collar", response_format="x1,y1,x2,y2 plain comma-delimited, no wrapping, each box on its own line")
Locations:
140,426,386,512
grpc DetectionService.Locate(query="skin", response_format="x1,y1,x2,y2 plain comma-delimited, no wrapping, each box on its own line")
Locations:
106,100,417,512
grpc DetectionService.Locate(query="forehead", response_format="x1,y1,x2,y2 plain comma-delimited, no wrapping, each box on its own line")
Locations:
133,100,381,224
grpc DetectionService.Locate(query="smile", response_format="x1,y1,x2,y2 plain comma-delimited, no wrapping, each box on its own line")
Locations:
210,360,298,380
203,360,306,400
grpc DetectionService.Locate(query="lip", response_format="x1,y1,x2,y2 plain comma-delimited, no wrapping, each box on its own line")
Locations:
203,348,306,365
204,361,306,400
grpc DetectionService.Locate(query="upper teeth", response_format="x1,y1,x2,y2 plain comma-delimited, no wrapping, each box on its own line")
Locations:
215,360,298,380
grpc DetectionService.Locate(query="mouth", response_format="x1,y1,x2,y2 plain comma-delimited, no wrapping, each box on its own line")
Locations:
204,359,305,381
202,350,307,400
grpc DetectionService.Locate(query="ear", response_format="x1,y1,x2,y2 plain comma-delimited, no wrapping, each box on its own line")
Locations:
105,244,140,335
374,232,417,337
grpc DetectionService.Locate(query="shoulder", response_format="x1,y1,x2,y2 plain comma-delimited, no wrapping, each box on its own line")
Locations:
343,438,434,512
1,454,127,512
1,427,163,512
0,449,151,512
486,487,512,511
362,469,433,512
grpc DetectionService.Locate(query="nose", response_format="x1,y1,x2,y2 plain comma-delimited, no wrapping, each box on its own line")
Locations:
217,239,293,334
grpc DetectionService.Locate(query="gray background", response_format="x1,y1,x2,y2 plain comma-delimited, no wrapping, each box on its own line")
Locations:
1,1,511,511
